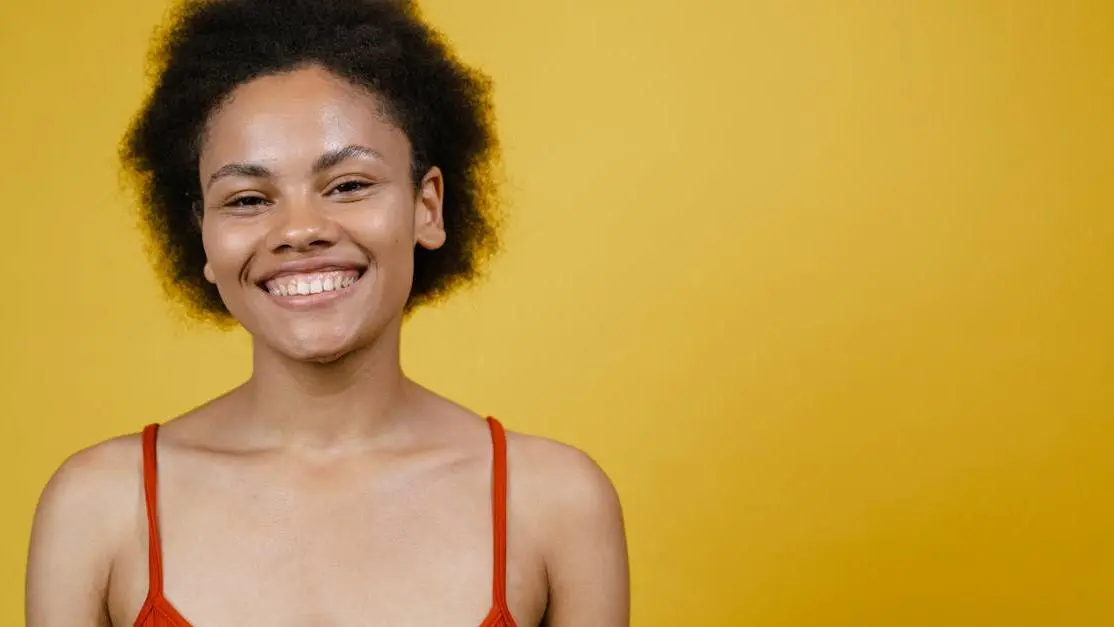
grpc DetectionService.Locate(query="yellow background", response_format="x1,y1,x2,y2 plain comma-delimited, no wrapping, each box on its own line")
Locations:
2,1,1112,624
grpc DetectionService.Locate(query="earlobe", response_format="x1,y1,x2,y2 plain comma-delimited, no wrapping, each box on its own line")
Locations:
416,229,447,250
203,262,216,284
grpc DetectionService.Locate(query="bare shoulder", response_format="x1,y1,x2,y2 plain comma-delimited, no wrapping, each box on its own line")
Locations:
30,433,144,558
27,433,146,625
503,432,628,554
34,433,144,519
503,430,623,520
502,428,630,625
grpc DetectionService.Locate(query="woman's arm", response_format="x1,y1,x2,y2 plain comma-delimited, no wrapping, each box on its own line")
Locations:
527,441,630,626
26,442,132,627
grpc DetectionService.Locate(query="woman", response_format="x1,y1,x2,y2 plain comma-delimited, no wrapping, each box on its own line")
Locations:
25,1,630,625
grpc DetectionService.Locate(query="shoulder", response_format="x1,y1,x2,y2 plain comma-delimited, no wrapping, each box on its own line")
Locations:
501,427,630,624
36,433,145,511
26,432,147,621
502,428,625,541
30,433,145,563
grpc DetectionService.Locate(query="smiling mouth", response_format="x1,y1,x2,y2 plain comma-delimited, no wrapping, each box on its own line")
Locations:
259,269,364,298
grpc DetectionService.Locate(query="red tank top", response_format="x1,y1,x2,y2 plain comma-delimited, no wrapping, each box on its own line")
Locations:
132,417,518,626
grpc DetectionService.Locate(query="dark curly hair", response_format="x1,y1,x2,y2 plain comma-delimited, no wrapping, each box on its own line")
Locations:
121,0,502,325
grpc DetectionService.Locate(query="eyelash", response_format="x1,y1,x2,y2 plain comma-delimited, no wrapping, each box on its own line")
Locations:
227,196,267,208
223,180,373,208
332,180,372,194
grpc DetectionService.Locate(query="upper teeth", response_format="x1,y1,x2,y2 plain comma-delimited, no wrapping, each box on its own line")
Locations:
265,271,359,296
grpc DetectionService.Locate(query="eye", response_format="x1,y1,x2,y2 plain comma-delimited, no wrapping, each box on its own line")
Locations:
330,180,372,195
226,195,269,208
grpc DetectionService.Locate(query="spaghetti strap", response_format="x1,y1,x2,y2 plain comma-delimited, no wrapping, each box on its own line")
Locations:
130,419,517,627
485,417,510,609
140,424,164,595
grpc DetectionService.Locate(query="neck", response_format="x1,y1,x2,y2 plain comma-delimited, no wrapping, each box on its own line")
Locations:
240,319,415,449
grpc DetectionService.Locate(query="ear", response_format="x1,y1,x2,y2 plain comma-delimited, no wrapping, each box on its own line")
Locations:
203,262,216,284
414,166,446,250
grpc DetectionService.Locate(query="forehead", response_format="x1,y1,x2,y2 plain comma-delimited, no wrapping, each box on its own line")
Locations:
198,66,410,173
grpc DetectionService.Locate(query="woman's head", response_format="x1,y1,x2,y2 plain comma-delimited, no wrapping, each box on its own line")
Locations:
121,0,500,360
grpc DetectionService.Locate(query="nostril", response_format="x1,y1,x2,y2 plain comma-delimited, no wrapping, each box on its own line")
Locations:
274,239,334,254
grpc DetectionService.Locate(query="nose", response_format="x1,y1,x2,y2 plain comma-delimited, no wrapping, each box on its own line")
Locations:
266,195,341,253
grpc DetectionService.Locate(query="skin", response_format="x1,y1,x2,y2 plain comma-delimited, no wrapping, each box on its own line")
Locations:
25,65,630,627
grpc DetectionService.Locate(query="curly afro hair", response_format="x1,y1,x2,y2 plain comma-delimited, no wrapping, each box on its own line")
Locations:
121,0,502,325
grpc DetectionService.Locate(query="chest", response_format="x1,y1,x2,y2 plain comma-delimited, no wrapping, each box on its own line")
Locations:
107,453,543,626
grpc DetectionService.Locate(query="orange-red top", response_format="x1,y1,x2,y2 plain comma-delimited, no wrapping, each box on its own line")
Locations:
133,417,518,626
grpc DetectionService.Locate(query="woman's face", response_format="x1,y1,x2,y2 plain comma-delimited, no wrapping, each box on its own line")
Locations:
197,65,445,363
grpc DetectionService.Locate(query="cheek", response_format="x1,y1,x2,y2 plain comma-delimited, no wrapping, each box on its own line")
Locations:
346,208,417,297
201,222,257,281
354,201,416,257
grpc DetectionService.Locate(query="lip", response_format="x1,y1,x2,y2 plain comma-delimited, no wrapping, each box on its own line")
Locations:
255,258,368,284
254,258,368,311
263,283,359,311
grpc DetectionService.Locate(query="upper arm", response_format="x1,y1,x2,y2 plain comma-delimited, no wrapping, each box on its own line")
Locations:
524,441,630,627
26,441,134,627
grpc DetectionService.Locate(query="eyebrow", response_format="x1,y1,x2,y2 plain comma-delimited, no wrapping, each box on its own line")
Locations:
205,144,385,189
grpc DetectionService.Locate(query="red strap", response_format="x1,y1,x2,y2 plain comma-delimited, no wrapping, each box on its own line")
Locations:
486,417,510,608
141,420,509,611
141,424,164,594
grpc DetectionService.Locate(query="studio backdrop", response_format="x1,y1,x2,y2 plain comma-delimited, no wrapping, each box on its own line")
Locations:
1,1,1112,624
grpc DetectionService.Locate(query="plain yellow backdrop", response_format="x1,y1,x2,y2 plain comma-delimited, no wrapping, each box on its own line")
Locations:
2,1,1112,625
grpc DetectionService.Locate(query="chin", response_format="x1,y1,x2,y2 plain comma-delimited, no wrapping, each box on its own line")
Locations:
286,338,360,364
265,323,364,364
242,296,401,366
284,343,346,364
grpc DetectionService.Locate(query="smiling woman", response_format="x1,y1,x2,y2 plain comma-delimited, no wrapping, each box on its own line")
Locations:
195,67,447,364
23,1,629,626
